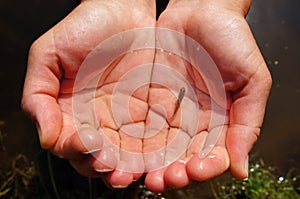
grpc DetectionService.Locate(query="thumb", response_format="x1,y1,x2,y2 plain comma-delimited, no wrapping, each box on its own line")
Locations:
226,125,260,179
227,62,272,179
21,33,62,149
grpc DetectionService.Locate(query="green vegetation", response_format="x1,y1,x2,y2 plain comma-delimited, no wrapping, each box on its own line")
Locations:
211,159,300,199
1,153,299,199
0,154,36,198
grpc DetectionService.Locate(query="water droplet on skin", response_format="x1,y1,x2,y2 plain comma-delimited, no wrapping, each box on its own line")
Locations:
168,52,172,56
160,49,164,53
199,162,204,169
196,46,201,51
208,154,216,159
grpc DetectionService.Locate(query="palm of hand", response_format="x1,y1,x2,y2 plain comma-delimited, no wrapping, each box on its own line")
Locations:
52,2,229,189
156,0,272,182
36,1,154,151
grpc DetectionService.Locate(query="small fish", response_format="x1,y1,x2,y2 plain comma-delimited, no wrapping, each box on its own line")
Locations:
174,87,185,113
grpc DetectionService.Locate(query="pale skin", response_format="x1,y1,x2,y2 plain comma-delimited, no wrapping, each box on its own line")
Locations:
21,0,272,193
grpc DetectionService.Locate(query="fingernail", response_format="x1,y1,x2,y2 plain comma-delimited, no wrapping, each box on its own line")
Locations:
36,123,42,138
243,155,249,178
95,168,114,173
36,123,46,146
82,148,102,154
111,185,128,189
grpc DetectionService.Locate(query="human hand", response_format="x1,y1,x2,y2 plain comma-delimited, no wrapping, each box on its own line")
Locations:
21,0,157,188
22,0,272,192
144,0,272,191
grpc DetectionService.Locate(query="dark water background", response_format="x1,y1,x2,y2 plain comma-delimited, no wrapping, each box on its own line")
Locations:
0,0,299,197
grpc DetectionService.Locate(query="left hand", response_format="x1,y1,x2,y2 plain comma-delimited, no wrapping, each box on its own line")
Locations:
144,0,272,192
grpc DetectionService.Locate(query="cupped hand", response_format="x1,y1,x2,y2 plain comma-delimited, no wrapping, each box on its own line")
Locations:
21,0,157,188
146,0,272,191
21,0,272,193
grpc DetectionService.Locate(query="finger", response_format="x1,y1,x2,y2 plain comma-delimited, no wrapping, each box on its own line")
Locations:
164,161,189,188
51,124,103,159
145,169,167,193
161,128,191,189
142,99,177,192
187,146,229,181
119,129,144,180
226,125,258,179
69,146,119,179
163,130,207,187
82,127,120,174
106,161,134,189
143,126,169,172
186,126,229,181
21,34,62,149
227,64,272,179
67,134,120,179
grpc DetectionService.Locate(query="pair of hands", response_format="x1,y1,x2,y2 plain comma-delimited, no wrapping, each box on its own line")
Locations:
21,0,272,192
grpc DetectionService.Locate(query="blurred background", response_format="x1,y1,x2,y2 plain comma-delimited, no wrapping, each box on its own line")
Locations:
0,0,299,198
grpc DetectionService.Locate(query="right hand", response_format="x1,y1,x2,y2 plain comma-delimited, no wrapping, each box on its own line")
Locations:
21,0,156,188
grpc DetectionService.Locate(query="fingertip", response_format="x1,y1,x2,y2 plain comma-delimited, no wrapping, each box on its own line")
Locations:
186,156,207,181
21,91,63,150
78,126,103,153
186,147,229,182
107,169,133,189
105,161,134,188
226,125,258,179
230,155,249,180
91,147,118,172
37,124,58,149
164,161,189,188
35,101,62,149
54,127,103,159
145,169,167,193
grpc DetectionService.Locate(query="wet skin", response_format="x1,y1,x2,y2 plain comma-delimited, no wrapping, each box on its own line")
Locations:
21,0,272,192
